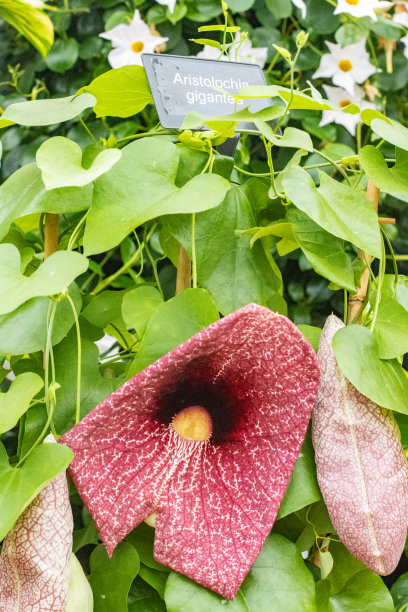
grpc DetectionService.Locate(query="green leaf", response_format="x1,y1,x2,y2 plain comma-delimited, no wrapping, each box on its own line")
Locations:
316,542,393,612
332,325,408,414
359,146,408,201
81,66,153,118
45,37,79,73
128,576,166,611
81,290,126,329
255,123,314,151
287,208,355,291
372,296,408,359
382,274,408,311
0,283,82,355
0,244,88,315
126,523,169,572
164,185,281,315
0,93,96,127
0,0,53,57
165,534,316,611
36,137,121,190
122,286,164,338
390,571,408,611
165,573,247,611
84,137,230,255
128,288,219,377
283,167,382,258
73,520,99,553
317,570,393,612
371,117,408,151
53,333,118,433
89,542,140,612
297,324,322,353
138,565,168,600
277,429,321,519
182,105,285,130
0,164,93,240
0,440,73,541
0,372,43,433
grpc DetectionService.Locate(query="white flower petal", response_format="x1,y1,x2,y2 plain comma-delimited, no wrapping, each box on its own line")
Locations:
292,0,307,18
313,53,340,79
332,70,356,94
155,0,177,12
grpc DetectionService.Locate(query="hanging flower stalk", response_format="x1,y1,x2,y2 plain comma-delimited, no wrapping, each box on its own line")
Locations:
312,314,408,574
0,436,73,611
59,303,320,599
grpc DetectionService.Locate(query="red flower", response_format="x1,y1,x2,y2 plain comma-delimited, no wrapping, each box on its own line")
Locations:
59,304,319,599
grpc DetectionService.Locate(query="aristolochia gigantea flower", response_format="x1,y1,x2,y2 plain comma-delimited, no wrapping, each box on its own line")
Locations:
0,436,92,611
60,304,320,599
99,10,168,69
334,0,392,20
313,315,408,575
320,84,375,135
313,40,376,95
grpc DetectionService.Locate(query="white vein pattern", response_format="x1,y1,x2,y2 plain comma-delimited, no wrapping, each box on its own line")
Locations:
0,437,73,611
60,304,320,599
312,315,408,575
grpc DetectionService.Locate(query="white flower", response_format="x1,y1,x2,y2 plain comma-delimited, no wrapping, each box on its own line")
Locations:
292,0,307,18
393,3,408,26
400,33,408,58
320,84,375,135
229,33,268,67
155,0,177,13
196,45,228,61
100,10,168,69
334,0,392,21
313,40,376,95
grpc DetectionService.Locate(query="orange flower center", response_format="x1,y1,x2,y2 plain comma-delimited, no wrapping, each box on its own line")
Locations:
131,41,144,53
346,0,359,5
172,405,212,441
340,99,352,108
338,59,353,72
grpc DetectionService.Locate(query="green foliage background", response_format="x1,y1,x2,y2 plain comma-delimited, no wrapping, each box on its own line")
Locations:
1,0,408,609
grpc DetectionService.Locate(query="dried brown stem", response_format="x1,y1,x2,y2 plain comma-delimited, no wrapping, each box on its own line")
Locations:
378,217,395,225
176,244,191,294
43,214,59,259
347,181,380,324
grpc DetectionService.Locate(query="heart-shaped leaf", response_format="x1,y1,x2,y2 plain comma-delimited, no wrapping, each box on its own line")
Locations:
0,93,96,127
313,315,408,575
283,167,382,257
88,543,140,612
0,372,43,433
359,146,408,202
0,163,93,241
36,137,122,189
332,323,408,414
0,244,88,315
84,137,231,255
80,65,153,119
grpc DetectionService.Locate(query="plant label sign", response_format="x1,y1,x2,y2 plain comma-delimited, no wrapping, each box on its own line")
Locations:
142,53,272,129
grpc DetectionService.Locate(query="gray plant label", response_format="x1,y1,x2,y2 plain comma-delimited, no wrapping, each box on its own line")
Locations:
142,53,271,129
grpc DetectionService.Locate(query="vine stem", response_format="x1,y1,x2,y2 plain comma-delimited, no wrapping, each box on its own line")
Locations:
93,224,156,294
66,293,82,425
347,181,380,324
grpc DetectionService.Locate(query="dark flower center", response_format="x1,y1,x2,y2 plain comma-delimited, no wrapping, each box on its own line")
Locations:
154,370,245,445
